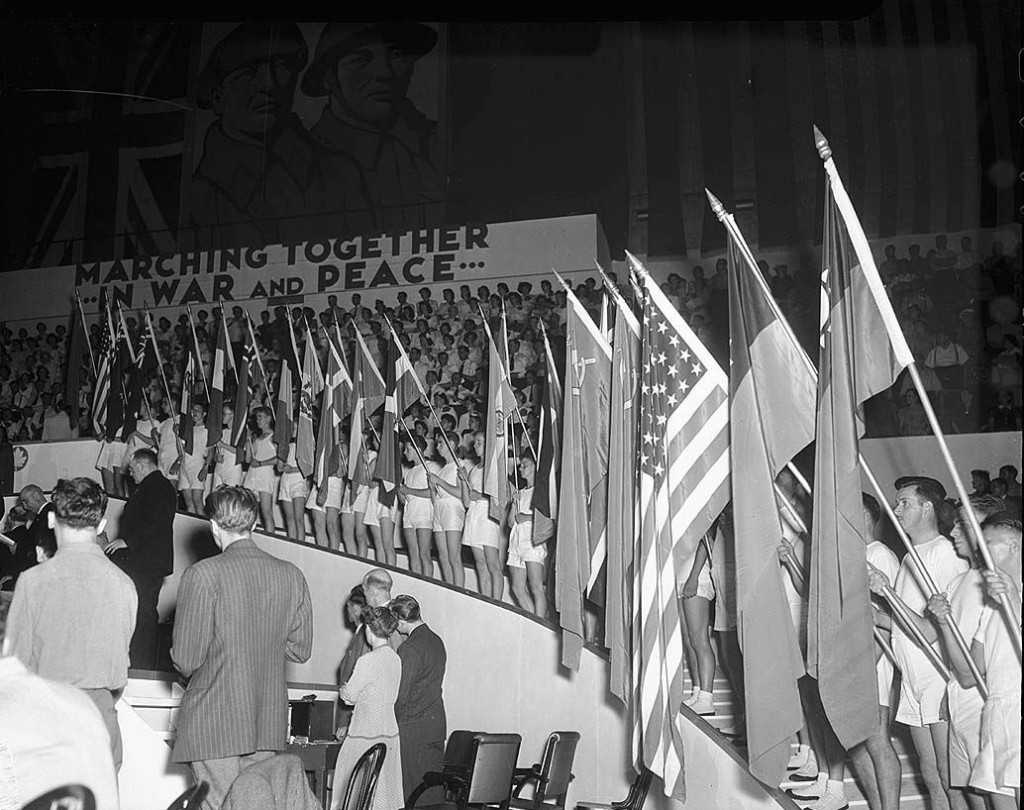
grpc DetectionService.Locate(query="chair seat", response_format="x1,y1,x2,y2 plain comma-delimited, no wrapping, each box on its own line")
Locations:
575,804,620,810
511,799,562,810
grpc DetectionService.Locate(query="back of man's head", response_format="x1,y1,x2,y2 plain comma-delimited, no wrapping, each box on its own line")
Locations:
363,568,393,606
17,484,45,513
132,448,158,471
205,486,259,534
51,477,107,531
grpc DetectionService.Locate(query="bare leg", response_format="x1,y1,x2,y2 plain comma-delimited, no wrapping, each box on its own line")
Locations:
510,566,533,613
282,500,298,540
446,531,464,588
368,525,382,561
678,597,700,697
378,517,396,567
484,546,505,600
312,510,328,547
715,630,746,730
113,470,126,497
291,497,306,543
930,721,958,810
909,724,950,810
353,512,369,557
259,492,275,534
404,528,422,575
340,512,356,555
681,595,715,693
416,528,433,576
101,468,116,496
848,704,901,810
325,507,341,551
526,561,546,620
990,795,1017,810
434,531,454,583
471,548,492,598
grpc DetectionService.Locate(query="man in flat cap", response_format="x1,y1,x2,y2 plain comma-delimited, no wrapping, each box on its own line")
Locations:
303,22,444,233
867,475,968,810
187,22,371,250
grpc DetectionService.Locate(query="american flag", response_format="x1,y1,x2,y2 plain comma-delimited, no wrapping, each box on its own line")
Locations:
631,255,730,801
90,307,116,437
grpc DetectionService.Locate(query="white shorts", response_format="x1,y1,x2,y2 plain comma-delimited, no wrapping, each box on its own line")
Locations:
96,440,127,471
351,484,370,514
402,496,434,531
679,552,715,601
789,599,808,657
507,522,545,568
363,488,399,528
278,471,309,501
463,501,502,549
212,462,243,489
970,694,1019,797
895,659,946,727
243,464,278,496
339,482,354,515
307,478,343,513
177,455,207,490
711,560,737,632
876,654,895,709
947,683,984,788
432,497,465,533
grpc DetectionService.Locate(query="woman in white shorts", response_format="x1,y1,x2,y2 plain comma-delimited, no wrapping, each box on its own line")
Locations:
428,432,466,588
398,436,437,576
350,441,376,559
95,435,128,497
678,535,717,715
278,438,309,542
243,407,278,534
308,472,344,551
178,402,209,515
462,431,505,600
363,471,399,567
506,454,545,618
211,403,243,490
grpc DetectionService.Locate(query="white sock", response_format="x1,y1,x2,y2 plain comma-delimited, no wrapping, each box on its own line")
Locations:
824,779,845,798
697,690,713,700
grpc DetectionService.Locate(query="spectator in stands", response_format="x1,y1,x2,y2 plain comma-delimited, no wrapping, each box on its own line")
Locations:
105,449,177,670
0,594,120,810
998,465,1022,499
3,477,136,771
986,390,1022,432
970,470,992,497
928,234,957,275
171,485,313,809
897,390,929,436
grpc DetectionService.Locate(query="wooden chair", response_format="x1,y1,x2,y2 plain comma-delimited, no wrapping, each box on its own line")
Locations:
336,743,388,810
406,732,523,810
165,782,209,810
573,768,652,810
21,785,95,810
510,731,580,810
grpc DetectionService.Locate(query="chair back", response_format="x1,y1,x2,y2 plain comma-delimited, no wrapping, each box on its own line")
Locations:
618,769,653,810
165,782,210,810
22,785,96,810
536,732,580,803
338,742,387,810
464,733,522,809
444,729,481,780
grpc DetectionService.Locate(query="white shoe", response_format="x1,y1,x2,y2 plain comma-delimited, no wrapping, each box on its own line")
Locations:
787,744,810,770
682,688,701,708
792,751,819,781
689,693,715,716
806,791,848,810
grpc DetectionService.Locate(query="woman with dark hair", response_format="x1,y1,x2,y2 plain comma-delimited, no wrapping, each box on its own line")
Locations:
335,585,369,738
399,436,438,576
391,595,447,803
428,432,467,588
331,605,404,810
462,431,505,599
243,406,278,534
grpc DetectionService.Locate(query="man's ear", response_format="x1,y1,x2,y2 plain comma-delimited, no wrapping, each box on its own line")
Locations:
35,546,46,564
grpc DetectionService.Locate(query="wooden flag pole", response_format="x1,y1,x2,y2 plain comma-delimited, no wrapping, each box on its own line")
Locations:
185,304,212,402
814,127,1021,660
480,303,539,461
143,306,185,460
707,187,992,687
75,290,97,378
881,583,952,680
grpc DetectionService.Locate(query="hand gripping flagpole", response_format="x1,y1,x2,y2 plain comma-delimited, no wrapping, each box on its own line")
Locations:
814,126,1021,661
706,187,988,692
379,314,433,476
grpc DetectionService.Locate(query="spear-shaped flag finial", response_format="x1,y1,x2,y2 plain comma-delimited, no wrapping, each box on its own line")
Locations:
551,268,572,292
705,188,726,221
813,124,832,161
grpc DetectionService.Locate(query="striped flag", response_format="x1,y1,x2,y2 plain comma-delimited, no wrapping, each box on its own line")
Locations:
481,312,517,522
532,324,562,546
809,130,913,749
179,350,196,456
314,331,353,506
206,309,229,449
348,330,386,486
273,335,296,464
630,253,730,802
378,332,424,505
555,284,611,670
230,337,254,459
105,309,130,442
90,307,115,437
296,324,325,477
606,282,641,706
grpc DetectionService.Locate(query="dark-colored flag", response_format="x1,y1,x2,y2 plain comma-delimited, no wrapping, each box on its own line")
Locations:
314,333,353,506
532,325,562,546
105,312,129,442
727,232,814,785
808,151,914,750
348,330,385,486
206,309,230,449
179,350,195,456
296,324,324,477
64,296,85,431
377,332,423,506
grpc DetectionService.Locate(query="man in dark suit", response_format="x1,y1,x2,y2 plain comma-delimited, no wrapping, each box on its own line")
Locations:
104,449,176,669
15,484,54,578
171,485,313,810
391,594,447,802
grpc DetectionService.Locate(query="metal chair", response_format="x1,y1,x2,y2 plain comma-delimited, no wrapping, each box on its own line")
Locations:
510,731,580,810
165,782,209,810
406,732,523,810
21,785,95,810
573,768,652,810
337,743,388,810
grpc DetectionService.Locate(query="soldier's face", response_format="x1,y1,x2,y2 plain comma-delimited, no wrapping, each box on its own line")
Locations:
212,56,297,136
332,41,416,123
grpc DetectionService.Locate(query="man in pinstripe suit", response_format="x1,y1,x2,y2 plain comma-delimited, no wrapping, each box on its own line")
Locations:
171,486,313,809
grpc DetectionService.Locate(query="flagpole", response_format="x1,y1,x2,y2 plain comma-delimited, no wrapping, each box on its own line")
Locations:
399,416,430,475
706,188,993,687
219,303,236,379
478,303,538,461
243,311,271,406
813,128,1021,660
75,290,97,378
185,304,212,402
117,304,156,423
144,305,186,460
